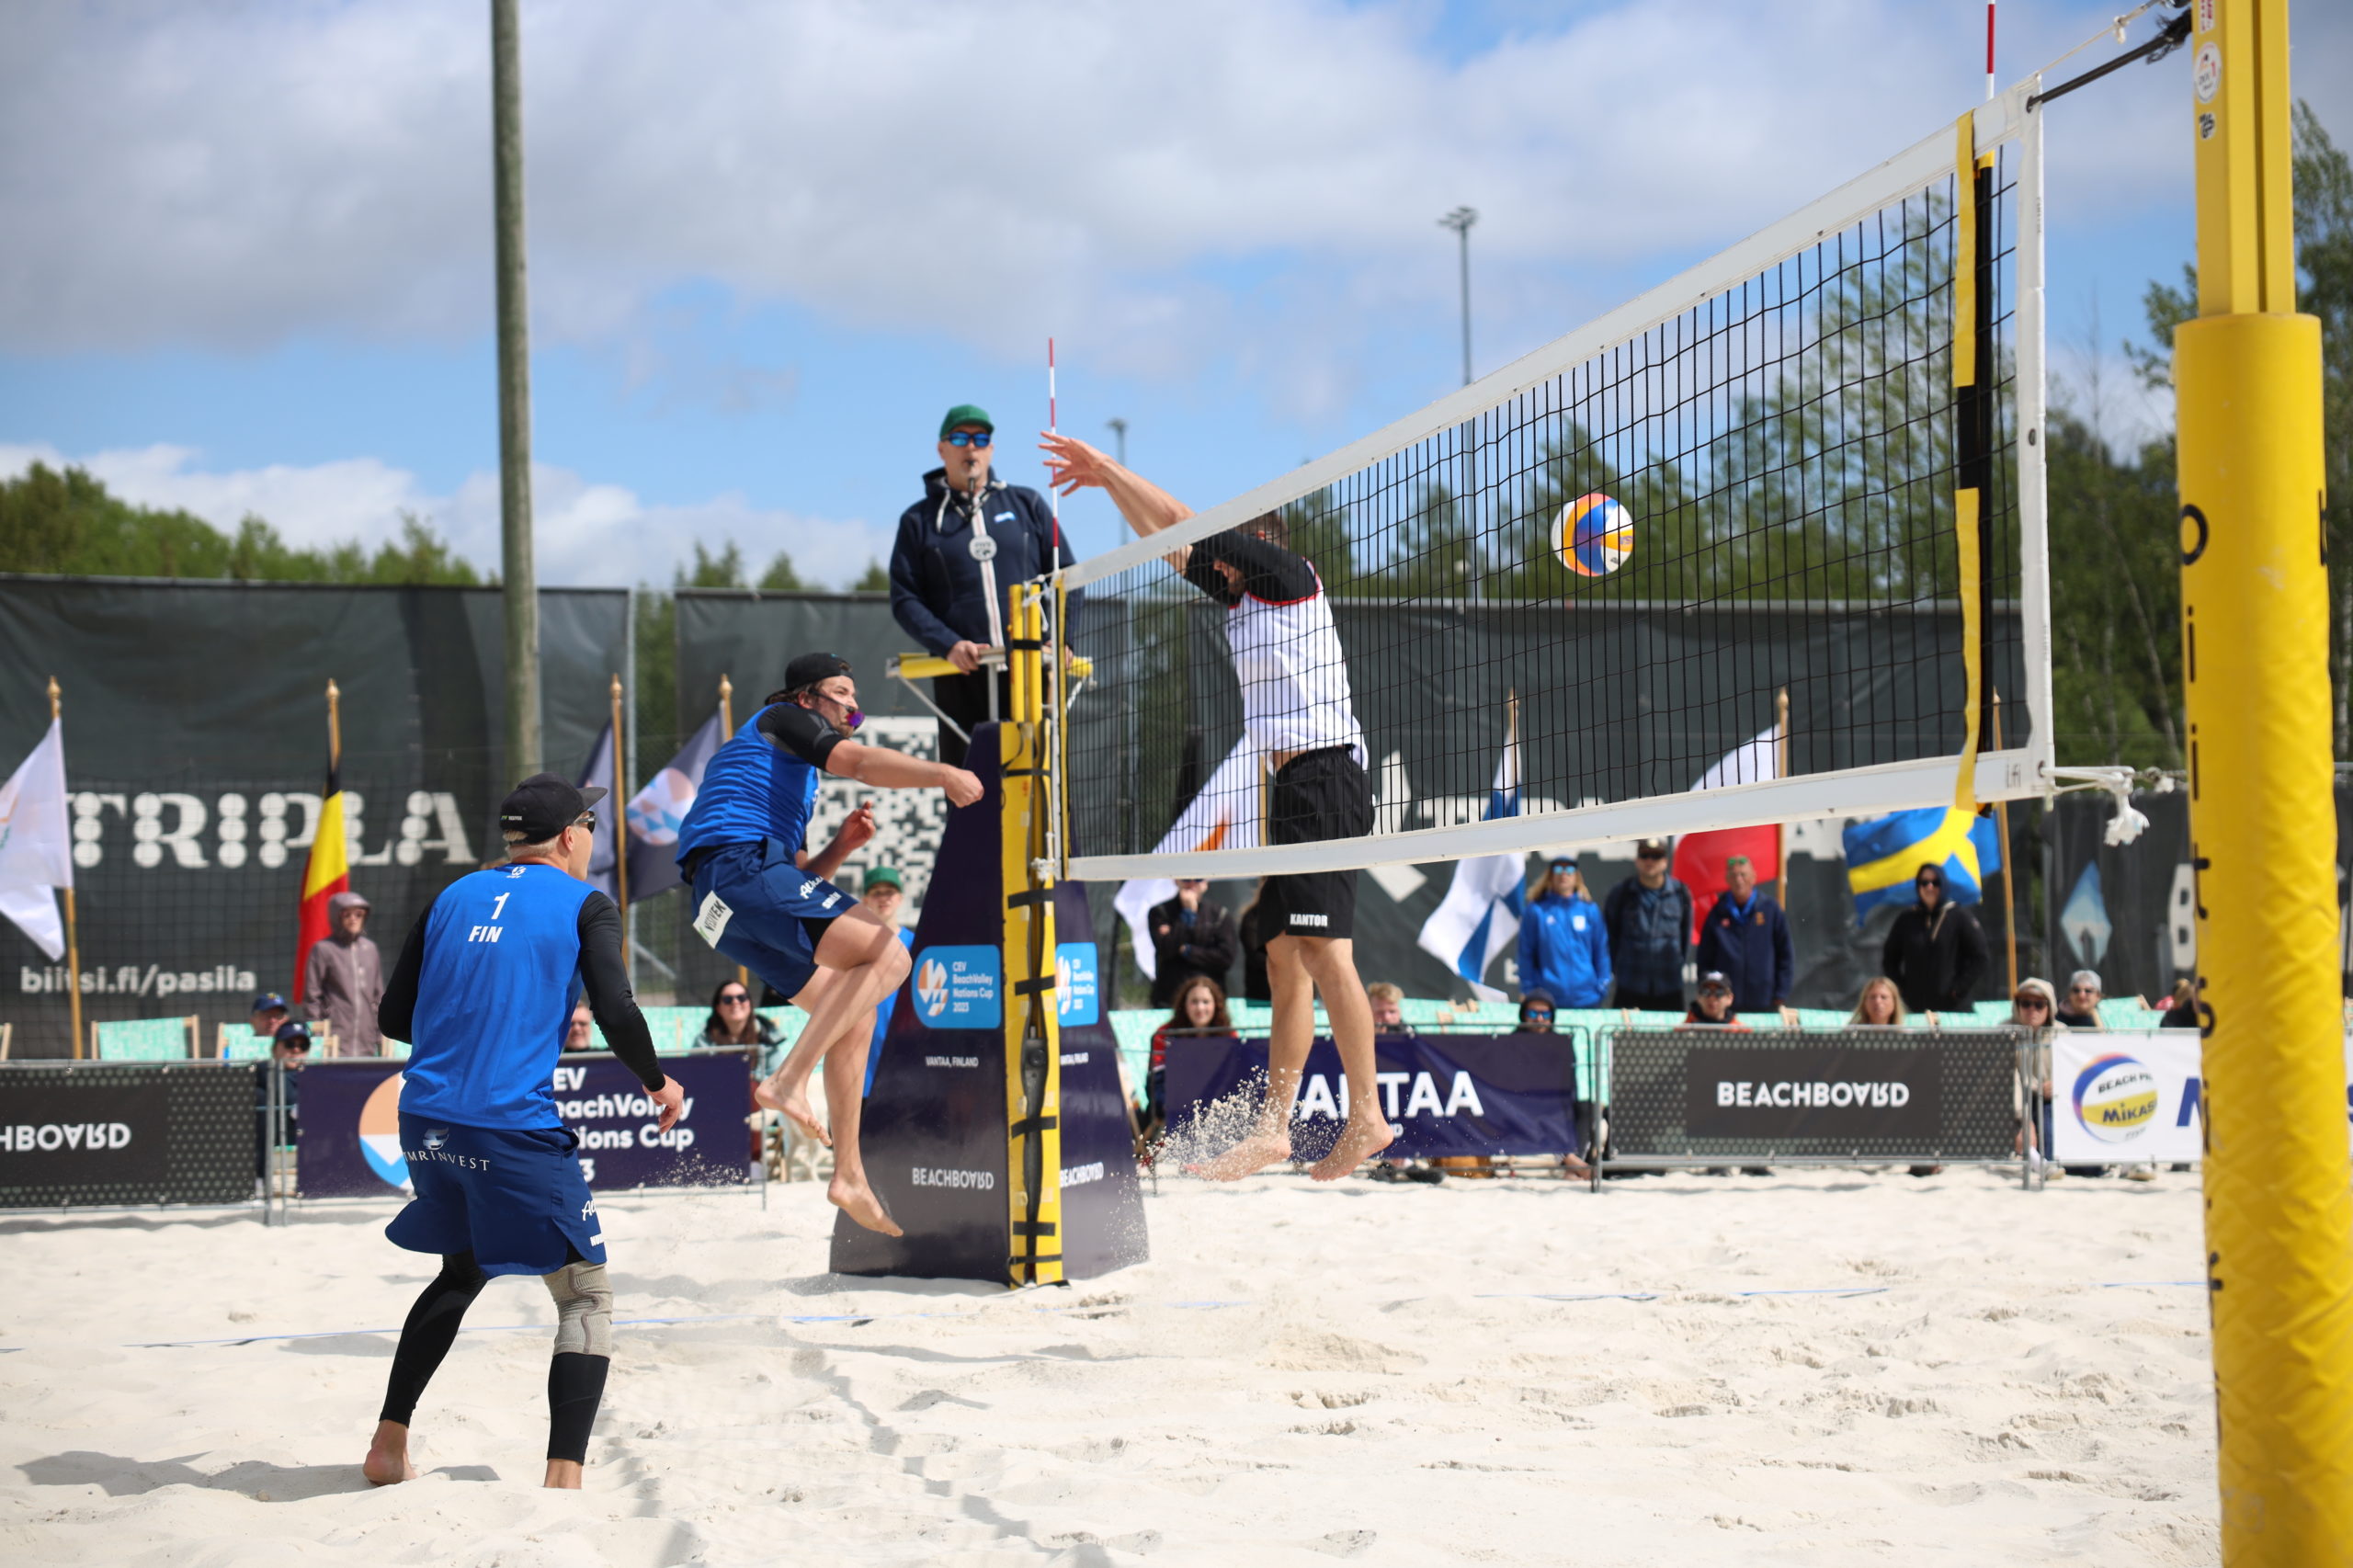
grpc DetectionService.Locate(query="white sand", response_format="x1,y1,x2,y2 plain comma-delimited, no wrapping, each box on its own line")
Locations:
0,1167,2218,1566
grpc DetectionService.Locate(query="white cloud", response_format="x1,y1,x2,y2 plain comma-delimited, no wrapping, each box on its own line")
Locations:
15,4,2319,381
0,441,890,590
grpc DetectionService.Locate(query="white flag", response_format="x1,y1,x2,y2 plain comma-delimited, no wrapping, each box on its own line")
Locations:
1415,704,1524,1003
1117,735,1262,982
0,718,74,960
1691,722,1780,790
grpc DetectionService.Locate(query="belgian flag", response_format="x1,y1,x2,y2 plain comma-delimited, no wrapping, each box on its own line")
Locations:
292,763,350,995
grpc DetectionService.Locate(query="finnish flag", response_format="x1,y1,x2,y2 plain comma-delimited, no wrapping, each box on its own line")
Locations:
1414,704,1525,1003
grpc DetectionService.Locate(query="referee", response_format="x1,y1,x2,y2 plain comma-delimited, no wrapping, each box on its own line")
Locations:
363,773,684,1490
1040,433,1394,1181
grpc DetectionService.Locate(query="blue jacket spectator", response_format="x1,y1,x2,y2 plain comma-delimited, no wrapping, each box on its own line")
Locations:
1599,837,1693,1011
1694,855,1794,1011
1517,858,1612,1008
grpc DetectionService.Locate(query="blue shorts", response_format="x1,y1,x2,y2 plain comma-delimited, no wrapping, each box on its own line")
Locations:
384,1115,606,1278
688,837,851,1002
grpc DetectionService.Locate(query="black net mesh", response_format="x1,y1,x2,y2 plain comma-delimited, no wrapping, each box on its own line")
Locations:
1064,144,2027,869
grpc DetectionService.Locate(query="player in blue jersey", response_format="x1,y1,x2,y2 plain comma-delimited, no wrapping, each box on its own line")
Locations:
364,773,685,1490
676,651,983,1236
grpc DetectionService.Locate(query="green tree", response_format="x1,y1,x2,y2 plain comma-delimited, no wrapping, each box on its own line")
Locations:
850,560,890,592
0,463,480,584
756,551,805,591
676,540,746,588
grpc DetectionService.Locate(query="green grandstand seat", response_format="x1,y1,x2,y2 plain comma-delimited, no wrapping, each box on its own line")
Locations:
91,1016,197,1061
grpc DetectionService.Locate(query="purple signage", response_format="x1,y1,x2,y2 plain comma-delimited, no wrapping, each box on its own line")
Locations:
1163,1033,1580,1160
294,1051,756,1199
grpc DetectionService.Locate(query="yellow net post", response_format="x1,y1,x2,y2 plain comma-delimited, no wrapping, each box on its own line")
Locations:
1000,585,1064,1287
2178,2,2353,1558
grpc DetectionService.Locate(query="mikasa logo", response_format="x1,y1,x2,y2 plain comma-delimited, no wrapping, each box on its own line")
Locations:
1288,912,1330,928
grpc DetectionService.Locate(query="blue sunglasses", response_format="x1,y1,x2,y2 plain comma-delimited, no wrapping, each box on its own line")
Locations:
945,430,993,449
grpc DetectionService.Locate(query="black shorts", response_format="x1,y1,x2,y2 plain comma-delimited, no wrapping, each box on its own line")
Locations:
1261,746,1371,941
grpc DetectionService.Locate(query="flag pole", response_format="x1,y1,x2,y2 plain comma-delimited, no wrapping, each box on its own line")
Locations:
1774,687,1790,908
610,672,630,968
719,675,745,992
1991,690,2018,996
326,678,342,772
50,677,83,1061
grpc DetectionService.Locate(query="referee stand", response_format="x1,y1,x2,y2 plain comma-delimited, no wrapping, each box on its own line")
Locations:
832,585,1147,1284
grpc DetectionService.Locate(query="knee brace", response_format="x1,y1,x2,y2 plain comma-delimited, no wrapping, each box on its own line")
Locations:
543,1262,613,1358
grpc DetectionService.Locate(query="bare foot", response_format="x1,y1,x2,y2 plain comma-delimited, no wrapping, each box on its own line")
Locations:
1307,1116,1396,1182
543,1459,583,1489
1185,1129,1294,1182
754,1077,831,1146
362,1419,418,1486
828,1174,903,1236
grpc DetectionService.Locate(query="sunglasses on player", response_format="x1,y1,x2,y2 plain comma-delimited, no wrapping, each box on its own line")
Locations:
945,430,993,449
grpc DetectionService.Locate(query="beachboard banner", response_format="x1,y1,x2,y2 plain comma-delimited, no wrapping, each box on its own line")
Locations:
1603,1028,2021,1162
1160,1033,1582,1160
292,1050,755,1199
2049,1028,2353,1165
0,1060,257,1208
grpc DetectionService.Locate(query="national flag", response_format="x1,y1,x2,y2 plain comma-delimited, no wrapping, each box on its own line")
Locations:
293,763,350,994
1117,735,1262,982
0,718,74,960
1415,702,1526,1003
1842,807,2005,920
576,719,620,899
621,707,726,901
1671,721,1782,936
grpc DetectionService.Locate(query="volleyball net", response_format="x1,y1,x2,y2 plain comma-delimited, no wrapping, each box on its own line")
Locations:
1056,85,2050,883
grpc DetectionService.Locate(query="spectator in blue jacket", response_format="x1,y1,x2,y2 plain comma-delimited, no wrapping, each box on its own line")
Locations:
1517,856,1611,1008
1694,855,1794,1013
888,403,1082,767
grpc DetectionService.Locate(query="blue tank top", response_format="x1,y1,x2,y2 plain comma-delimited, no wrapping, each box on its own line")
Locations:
675,704,824,865
400,862,597,1131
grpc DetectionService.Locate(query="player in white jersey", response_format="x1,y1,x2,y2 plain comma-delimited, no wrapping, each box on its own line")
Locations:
1041,433,1394,1181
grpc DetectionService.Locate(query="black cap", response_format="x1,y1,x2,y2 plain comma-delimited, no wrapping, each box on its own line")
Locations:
782,652,852,695
1698,970,1732,992
498,772,607,841
273,1020,313,1047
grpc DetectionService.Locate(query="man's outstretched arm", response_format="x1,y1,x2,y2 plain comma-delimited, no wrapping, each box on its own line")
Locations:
1039,434,1196,571
824,741,983,804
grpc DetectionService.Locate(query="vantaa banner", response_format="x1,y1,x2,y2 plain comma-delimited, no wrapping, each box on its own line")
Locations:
2050,1029,2353,1165
1162,1034,1581,1159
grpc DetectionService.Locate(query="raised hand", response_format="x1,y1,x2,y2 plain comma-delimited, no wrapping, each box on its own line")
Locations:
1039,432,1115,497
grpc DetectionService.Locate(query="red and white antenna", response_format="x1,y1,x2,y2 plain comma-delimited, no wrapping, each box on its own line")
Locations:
1984,2,1996,100
1047,336,1060,555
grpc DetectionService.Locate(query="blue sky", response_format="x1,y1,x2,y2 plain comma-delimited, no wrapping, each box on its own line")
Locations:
4,0,2347,587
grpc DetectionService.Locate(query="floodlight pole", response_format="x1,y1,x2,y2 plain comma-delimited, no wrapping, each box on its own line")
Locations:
1107,417,1128,466
2176,1,2353,1558
492,0,540,778
1439,207,1477,386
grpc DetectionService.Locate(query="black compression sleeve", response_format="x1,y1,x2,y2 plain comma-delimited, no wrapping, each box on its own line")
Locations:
381,1252,487,1426
575,894,665,1091
756,701,845,768
377,895,436,1043
1189,531,1319,603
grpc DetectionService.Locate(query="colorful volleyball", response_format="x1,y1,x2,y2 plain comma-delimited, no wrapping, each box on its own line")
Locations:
2071,1052,2160,1144
1553,493,1633,576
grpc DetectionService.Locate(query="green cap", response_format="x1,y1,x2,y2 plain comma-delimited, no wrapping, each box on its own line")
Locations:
862,865,904,892
938,403,993,438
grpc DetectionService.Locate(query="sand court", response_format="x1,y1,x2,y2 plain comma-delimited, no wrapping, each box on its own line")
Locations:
0,1169,2217,1565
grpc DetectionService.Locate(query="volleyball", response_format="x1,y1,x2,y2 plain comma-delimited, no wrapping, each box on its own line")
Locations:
1553,493,1633,576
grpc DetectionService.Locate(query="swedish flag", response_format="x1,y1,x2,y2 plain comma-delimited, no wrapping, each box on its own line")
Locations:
1843,808,2004,920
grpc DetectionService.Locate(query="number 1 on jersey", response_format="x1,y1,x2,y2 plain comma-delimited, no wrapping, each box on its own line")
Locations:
492,892,510,920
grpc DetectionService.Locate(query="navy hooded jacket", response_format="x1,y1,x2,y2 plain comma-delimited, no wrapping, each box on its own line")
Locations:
1694,888,1795,1011
889,469,1081,656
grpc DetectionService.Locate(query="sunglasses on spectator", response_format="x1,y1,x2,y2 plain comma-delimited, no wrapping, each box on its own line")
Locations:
945,430,993,448
1523,1009,1554,1021
574,812,597,831
1916,874,1943,887
1637,849,1665,860
2015,995,2050,1010
718,992,751,1006
2069,985,2098,995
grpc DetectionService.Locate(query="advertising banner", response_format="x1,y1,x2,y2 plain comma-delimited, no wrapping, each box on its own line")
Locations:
2046,1028,2353,1165
292,1051,755,1199
0,578,629,1051
1605,1028,2021,1161
1162,1033,1581,1159
0,1061,258,1207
